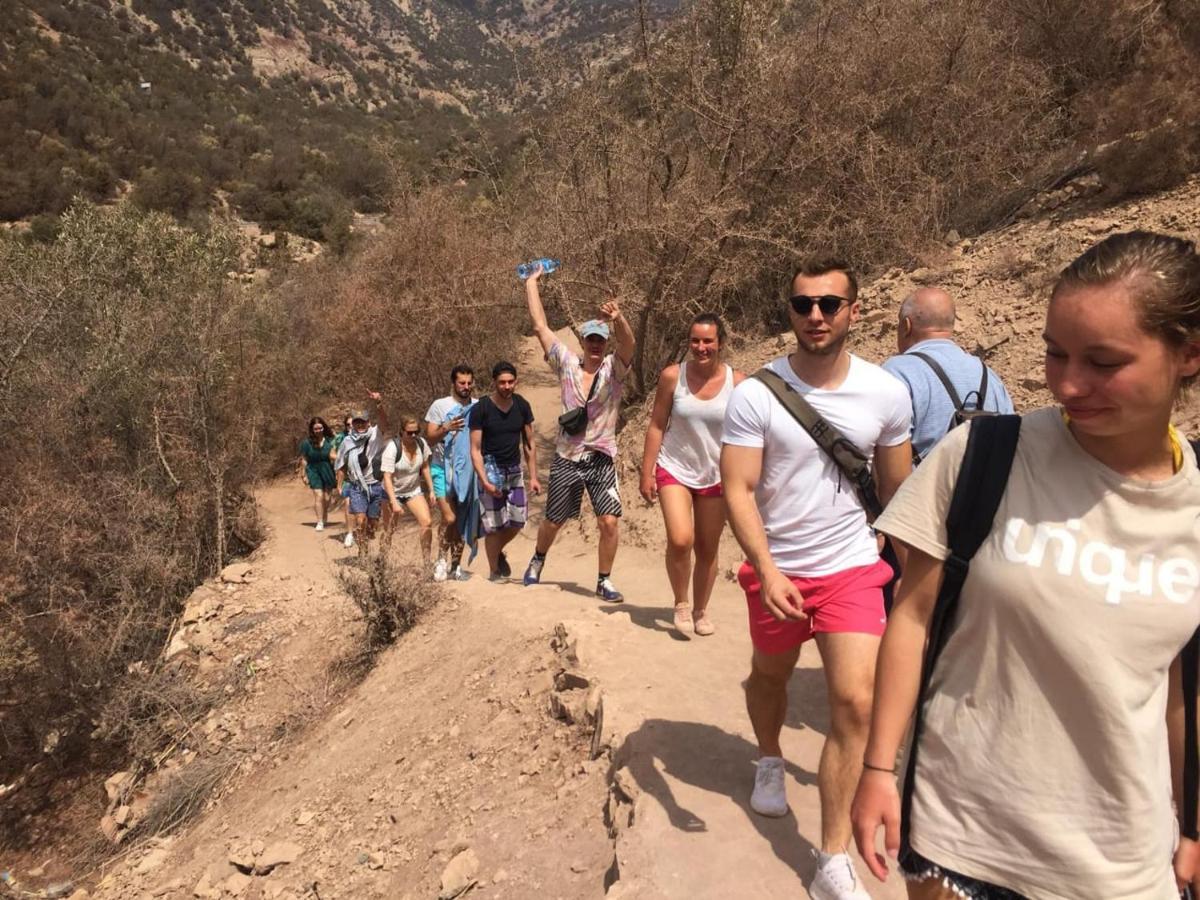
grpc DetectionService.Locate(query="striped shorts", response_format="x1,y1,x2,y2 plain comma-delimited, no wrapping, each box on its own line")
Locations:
544,452,622,523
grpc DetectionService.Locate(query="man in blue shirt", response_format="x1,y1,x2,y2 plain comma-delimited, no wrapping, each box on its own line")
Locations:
882,287,1015,462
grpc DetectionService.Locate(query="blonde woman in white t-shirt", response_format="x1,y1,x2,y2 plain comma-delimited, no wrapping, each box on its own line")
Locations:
852,231,1200,899
640,314,746,637
381,414,436,567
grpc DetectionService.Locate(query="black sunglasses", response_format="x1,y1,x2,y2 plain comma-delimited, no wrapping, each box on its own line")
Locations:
790,294,850,316
404,430,419,436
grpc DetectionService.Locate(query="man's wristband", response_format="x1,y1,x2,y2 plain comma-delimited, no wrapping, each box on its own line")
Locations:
862,760,896,775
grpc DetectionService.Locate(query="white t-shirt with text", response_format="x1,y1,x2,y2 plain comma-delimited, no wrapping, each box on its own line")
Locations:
721,354,912,577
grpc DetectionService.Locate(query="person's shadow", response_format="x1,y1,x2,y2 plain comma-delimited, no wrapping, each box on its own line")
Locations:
613,717,821,882
597,600,690,641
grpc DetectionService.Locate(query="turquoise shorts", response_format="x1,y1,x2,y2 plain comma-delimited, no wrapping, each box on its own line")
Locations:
431,463,448,500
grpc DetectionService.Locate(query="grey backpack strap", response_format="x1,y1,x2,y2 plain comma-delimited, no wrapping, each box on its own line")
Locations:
753,369,882,519
909,352,964,411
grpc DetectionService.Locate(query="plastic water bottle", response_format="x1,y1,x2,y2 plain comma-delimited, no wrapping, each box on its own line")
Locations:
516,258,560,280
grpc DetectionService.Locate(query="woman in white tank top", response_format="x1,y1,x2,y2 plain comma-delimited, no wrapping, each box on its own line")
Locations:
640,314,745,636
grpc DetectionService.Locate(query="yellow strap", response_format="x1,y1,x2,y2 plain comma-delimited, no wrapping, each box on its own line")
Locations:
1061,409,1183,473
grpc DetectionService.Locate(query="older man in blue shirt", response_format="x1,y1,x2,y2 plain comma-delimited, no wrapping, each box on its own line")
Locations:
882,287,1014,462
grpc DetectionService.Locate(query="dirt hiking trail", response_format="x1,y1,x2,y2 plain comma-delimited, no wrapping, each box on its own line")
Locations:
74,333,902,900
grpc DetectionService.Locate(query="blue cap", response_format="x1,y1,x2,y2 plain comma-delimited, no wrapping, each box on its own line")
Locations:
580,319,611,339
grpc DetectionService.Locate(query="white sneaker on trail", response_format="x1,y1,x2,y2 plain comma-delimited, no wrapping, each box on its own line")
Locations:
343,532,354,549
432,559,449,582
809,850,871,900
315,521,324,532
750,756,788,817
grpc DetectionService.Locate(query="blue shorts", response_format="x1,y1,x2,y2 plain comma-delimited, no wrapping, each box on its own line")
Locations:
348,482,385,519
431,463,449,500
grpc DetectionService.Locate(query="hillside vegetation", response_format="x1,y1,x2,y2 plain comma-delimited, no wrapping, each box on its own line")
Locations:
0,0,677,234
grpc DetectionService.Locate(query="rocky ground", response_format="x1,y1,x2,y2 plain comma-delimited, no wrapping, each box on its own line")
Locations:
5,175,1200,900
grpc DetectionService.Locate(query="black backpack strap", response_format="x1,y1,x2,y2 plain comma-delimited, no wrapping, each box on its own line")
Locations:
974,363,989,410
753,368,882,519
909,352,964,412
899,414,1021,856
1182,439,1200,840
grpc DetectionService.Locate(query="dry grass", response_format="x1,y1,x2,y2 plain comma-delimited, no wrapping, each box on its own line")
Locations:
339,550,443,658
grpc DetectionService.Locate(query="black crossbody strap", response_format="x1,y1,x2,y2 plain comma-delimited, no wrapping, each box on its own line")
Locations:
1183,439,1200,840
752,368,882,519
975,362,989,410
909,352,964,411
899,414,1021,856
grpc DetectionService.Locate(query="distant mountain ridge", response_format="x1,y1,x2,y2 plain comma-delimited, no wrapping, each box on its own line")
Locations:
0,0,677,229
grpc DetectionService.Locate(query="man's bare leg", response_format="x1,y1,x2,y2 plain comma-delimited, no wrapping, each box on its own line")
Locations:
485,526,520,575
813,631,880,853
745,646,801,757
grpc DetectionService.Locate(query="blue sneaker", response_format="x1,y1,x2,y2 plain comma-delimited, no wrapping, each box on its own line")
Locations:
596,577,624,603
523,556,543,586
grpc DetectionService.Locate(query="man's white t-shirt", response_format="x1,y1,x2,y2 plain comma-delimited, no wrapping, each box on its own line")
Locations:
722,354,912,577
423,396,461,467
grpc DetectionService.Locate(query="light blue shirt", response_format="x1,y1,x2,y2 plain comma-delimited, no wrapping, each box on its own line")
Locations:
882,338,1014,461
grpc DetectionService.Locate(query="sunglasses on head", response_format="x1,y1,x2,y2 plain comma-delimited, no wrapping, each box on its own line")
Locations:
789,294,850,316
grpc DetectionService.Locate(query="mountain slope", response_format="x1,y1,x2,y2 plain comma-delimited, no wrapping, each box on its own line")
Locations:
0,0,677,229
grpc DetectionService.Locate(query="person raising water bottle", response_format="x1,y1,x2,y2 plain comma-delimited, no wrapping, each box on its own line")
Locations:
640,314,745,636
519,262,635,602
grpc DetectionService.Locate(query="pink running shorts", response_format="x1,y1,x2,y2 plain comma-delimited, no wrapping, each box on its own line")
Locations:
738,558,892,654
654,464,723,498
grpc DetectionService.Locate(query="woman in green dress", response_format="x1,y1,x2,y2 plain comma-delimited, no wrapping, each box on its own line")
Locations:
298,417,337,531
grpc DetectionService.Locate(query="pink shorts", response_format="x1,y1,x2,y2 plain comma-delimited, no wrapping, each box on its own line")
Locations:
655,464,723,498
738,558,891,654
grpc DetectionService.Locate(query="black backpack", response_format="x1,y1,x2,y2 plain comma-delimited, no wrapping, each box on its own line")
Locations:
899,415,1200,859
910,351,995,432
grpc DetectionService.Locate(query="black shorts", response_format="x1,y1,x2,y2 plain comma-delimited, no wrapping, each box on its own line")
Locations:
544,452,622,523
900,849,1028,900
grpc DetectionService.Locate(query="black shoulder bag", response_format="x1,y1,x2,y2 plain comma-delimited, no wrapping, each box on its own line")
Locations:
899,418,1200,856
753,368,883,519
559,367,600,436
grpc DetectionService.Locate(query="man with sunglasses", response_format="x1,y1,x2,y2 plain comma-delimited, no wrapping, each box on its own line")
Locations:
721,259,912,900
520,263,635,602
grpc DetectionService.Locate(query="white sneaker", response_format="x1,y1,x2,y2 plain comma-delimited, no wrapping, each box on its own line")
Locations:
750,756,788,817
432,559,449,582
343,532,355,549
315,521,325,532
809,850,871,900
451,565,470,581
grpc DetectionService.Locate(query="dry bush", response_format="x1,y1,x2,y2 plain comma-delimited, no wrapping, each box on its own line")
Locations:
339,550,442,656
123,755,236,844
501,0,1063,395
0,202,289,821
263,184,524,457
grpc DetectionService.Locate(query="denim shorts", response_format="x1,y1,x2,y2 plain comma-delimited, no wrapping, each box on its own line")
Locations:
348,482,385,519
900,849,1028,900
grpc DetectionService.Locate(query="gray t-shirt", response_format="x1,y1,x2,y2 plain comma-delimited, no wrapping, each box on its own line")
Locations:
423,396,473,467
882,338,1014,461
